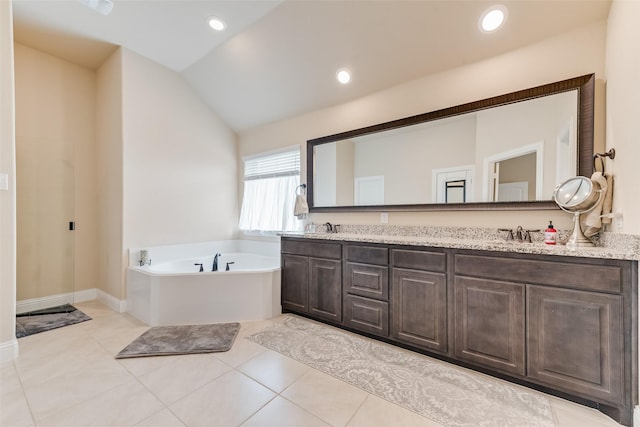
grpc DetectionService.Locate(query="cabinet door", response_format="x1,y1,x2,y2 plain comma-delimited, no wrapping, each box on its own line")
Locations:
454,276,525,375
391,268,447,352
281,254,309,313
527,285,623,404
309,258,342,322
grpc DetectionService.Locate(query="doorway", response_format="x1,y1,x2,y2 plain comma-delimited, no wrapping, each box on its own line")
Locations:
16,137,75,314
432,166,475,203
483,142,543,202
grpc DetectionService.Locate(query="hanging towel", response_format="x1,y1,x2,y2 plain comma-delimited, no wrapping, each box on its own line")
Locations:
294,194,309,219
600,173,614,224
581,171,608,238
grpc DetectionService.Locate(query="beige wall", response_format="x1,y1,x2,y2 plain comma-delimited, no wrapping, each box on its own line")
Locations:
606,0,640,235
239,20,607,231
13,43,98,301
118,48,238,299
0,0,17,359
96,49,123,301
95,48,240,302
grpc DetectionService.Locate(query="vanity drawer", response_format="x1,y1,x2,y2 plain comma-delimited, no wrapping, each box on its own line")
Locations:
281,239,342,260
454,254,623,293
344,262,389,300
344,294,389,337
345,245,388,265
391,249,447,272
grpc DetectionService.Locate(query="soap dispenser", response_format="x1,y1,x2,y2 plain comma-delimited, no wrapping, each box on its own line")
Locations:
544,221,557,245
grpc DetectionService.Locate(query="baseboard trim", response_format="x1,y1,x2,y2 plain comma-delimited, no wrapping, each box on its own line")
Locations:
16,288,99,314
97,289,126,313
0,338,19,362
74,288,98,303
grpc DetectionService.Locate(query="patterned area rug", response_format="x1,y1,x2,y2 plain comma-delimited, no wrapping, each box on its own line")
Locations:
248,315,554,427
115,323,240,359
16,304,92,338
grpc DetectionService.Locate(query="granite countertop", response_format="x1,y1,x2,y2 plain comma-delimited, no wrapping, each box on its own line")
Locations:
281,228,639,261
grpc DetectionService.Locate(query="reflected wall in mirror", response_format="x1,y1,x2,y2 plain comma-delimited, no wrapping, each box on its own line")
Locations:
308,74,595,212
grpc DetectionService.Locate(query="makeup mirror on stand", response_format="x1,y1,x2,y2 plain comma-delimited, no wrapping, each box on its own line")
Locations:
553,176,605,250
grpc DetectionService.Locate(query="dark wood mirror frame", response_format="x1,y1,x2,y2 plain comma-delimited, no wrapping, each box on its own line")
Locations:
307,73,595,212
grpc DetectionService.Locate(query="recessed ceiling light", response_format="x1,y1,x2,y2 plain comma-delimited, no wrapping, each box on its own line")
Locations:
208,16,226,31
336,68,351,84
479,5,507,33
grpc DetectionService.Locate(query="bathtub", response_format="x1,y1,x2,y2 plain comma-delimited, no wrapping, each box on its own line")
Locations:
126,240,281,326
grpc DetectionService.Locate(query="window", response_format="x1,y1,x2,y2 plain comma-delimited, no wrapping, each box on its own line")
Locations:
238,147,302,233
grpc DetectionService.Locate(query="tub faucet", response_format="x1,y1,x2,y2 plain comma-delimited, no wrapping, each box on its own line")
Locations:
212,253,221,271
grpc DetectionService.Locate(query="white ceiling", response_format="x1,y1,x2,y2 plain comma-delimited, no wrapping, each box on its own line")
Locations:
11,0,611,132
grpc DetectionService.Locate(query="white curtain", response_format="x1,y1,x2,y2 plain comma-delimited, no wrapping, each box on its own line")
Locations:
238,175,302,232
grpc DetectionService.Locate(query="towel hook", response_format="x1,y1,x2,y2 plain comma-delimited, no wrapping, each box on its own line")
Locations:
593,148,615,173
296,183,307,196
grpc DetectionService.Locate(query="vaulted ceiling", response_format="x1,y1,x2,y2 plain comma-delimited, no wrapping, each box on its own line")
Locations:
12,0,611,132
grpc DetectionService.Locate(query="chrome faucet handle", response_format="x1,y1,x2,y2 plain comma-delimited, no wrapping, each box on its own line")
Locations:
523,229,541,243
498,228,514,241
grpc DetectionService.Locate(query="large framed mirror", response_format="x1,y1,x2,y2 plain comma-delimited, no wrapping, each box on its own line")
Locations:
307,74,595,212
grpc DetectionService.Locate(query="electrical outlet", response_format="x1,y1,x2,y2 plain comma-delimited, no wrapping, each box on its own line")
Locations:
380,212,388,224
615,212,623,230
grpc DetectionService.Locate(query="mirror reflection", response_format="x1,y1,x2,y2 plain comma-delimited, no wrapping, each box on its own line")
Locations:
313,90,577,207
308,74,594,211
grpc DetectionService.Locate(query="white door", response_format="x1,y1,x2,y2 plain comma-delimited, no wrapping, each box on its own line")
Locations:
354,176,384,205
497,181,529,201
432,166,474,203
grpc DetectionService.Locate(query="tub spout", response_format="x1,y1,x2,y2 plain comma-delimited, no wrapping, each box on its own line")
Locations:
212,253,221,271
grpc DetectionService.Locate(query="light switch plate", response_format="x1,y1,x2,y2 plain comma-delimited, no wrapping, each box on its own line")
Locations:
0,173,8,191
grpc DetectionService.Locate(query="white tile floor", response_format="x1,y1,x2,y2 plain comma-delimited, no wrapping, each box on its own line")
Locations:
0,300,626,427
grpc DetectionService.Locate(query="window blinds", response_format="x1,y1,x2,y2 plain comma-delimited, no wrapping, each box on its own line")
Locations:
243,149,300,180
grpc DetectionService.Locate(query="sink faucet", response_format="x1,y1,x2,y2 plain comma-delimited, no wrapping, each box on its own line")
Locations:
212,253,221,271
324,222,340,233
500,226,540,243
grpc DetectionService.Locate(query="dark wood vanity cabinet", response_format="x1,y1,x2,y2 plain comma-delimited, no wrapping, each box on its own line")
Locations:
281,239,342,323
527,285,623,404
343,245,390,336
391,249,448,353
453,276,525,375
453,252,636,424
281,237,637,426
281,254,309,312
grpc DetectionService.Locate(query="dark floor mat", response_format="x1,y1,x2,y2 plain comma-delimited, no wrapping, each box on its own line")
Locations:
16,303,77,317
16,305,91,338
115,323,240,359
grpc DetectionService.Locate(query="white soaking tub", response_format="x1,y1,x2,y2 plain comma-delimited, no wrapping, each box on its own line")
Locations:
126,240,281,326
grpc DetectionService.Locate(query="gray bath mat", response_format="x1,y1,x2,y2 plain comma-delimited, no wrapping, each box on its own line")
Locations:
115,322,240,359
16,304,92,338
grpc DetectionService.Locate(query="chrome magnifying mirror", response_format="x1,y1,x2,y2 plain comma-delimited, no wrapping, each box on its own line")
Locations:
553,176,605,250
